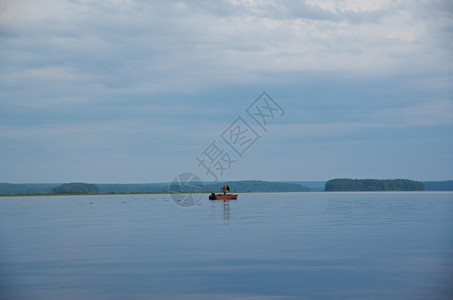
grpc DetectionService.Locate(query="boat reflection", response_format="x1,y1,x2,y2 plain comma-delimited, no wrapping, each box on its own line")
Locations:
223,201,230,224
210,198,232,225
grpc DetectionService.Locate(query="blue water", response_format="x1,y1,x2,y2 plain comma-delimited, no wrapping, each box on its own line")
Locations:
1,192,452,299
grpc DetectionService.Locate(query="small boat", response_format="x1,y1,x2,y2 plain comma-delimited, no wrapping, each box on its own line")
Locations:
209,193,238,200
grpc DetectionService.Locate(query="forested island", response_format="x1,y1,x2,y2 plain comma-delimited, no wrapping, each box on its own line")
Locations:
324,179,425,191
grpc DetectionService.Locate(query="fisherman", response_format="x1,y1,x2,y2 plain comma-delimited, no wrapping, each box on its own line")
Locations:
221,184,230,195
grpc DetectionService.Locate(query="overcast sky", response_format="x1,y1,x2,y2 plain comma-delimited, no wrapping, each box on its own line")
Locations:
1,0,452,183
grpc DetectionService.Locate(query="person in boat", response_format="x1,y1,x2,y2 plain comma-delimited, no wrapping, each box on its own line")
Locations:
221,184,230,195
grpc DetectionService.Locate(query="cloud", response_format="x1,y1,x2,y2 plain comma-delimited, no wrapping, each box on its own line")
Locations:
1,0,451,97
0,0,452,182
269,100,453,142
376,100,453,127
306,0,397,13
1,0,451,104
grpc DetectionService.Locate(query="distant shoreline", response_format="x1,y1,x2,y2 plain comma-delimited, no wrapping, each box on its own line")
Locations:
1,180,452,196
2,190,453,198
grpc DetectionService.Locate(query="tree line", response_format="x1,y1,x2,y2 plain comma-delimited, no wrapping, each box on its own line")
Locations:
324,178,425,191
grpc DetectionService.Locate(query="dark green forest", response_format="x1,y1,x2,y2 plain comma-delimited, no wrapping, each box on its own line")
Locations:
325,178,425,191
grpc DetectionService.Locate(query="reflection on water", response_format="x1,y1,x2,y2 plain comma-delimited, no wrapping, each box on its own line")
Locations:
209,198,232,225
0,192,452,299
223,201,230,224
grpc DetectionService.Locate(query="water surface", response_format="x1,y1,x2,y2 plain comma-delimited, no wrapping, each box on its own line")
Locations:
1,192,452,299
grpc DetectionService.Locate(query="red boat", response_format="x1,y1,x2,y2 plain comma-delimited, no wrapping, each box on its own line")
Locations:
209,193,238,200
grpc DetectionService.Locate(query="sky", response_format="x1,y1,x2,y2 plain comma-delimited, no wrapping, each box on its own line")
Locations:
0,0,452,183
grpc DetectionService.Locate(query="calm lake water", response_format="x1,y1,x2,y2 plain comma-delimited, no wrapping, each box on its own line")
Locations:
1,192,452,299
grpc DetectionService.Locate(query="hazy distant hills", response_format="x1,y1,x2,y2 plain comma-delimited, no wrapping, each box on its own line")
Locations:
423,180,453,191
204,181,310,193
1,180,452,195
